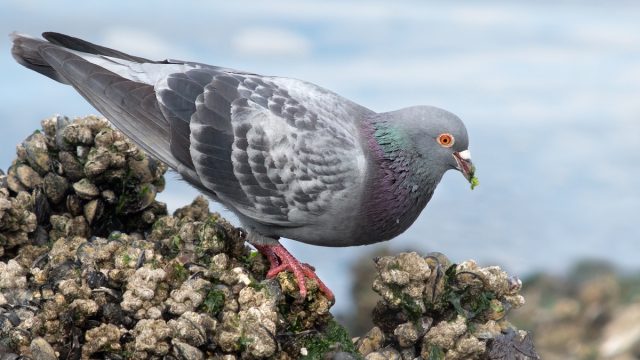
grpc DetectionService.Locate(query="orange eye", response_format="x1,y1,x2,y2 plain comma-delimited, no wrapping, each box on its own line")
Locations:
437,133,455,147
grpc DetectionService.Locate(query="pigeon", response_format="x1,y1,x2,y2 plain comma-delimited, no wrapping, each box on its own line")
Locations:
11,32,477,301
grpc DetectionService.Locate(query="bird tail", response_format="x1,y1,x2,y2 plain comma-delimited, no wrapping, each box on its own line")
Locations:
10,32,71,84
40,32,155,63
9,32,181,171
11,32,157,84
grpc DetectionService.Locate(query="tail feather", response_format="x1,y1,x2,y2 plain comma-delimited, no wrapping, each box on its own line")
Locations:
42,32,155,64
10,32,70,84
10,32,180,171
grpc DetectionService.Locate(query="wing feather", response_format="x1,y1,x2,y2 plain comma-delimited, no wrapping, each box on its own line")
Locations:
157,67,372,226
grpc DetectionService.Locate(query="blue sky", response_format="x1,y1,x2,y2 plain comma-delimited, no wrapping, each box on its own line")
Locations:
1,0,639,313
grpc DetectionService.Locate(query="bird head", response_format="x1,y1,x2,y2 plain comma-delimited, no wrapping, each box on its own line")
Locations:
382,105,477,189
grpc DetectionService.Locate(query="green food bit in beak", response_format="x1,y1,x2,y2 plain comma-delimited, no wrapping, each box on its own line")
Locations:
470,176,479,190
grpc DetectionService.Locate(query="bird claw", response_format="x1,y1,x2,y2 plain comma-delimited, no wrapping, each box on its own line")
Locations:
253,243,334,303
265,264,289,278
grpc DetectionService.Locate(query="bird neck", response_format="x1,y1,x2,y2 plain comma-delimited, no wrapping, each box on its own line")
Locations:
357,118,443,242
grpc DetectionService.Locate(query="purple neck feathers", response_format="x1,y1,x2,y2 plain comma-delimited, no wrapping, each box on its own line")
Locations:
357,119,441,242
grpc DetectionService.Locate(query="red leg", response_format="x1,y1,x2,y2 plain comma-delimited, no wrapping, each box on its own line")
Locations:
253,243,280,269
253,243,334,302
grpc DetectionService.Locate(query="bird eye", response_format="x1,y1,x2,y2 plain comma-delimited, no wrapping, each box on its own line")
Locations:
437,133,455,147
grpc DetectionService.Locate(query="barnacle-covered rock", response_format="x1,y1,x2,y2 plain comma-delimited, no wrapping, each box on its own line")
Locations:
0,189,36,257
214,285,280,357
0,115,536,359
366,347,401,360
168,311,217,347
356,326,385,356
15,164,43,190
22,131,51,174
121,267,168,319
238,286,279,357
367,252,539,359
372,251,432,315
394,320,421,347
166,278,212,315
82,323,124,358
29,337,56,360
58,151,84,181
0,169,7,189
0,260,27,299
48,214,89,241
72,178,100,199
42,172,69,204
172,340,205,360
1,115,169,256
129,318,172,357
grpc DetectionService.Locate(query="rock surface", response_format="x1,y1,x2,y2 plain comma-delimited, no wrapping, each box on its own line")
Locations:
0,115,538,359
359,252,538,360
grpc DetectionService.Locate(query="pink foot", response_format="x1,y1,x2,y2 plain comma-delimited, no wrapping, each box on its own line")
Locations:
254,243,335,302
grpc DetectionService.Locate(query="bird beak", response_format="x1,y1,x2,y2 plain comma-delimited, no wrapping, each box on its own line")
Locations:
453,150,478,189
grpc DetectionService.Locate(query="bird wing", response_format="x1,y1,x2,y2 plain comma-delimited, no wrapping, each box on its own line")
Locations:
157,70,371,226
11,33,373,228
11,33,196,180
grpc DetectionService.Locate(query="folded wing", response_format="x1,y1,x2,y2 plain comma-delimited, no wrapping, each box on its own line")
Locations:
11,33,373,227
159,71,371,226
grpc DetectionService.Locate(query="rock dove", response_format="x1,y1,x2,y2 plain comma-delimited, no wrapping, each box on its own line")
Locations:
11,32,476,301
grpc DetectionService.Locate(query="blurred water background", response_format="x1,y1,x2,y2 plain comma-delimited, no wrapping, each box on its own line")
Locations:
1,0,638,315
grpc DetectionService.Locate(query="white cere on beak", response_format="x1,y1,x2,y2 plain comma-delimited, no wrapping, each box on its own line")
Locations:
458,149,471,161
